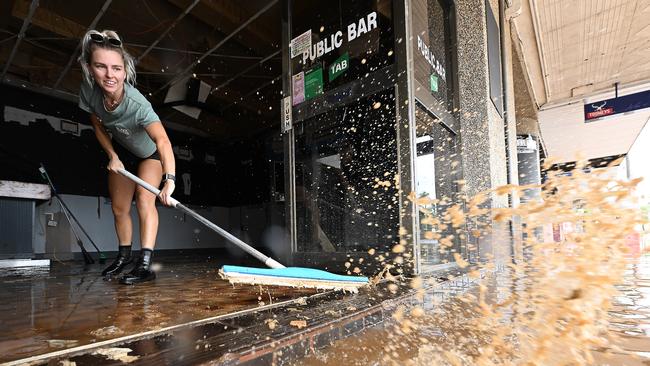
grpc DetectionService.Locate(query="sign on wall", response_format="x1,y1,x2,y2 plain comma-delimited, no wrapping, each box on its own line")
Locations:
430,74,438,92
584,89,650,122
411,0,451,106
417,35,446,82
292,72,305,106
296,12,378,64
290,29,312,58
281,96,292,133
289,8,387,107
328,52,349,81
304,67,324,100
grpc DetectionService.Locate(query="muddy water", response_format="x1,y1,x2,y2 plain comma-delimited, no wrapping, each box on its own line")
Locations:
298,256,649,365
298,167,649,365
0,258,316,363
592,255,650,365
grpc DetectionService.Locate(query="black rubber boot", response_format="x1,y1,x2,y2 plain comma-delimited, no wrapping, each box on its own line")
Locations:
120,249,156,285
101,245,133,278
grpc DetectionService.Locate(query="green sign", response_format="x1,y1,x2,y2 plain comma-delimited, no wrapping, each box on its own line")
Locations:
305,67,324,100
328,52,349,81
430,74,438,92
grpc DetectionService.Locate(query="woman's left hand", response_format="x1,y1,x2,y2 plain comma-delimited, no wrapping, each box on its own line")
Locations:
158,180,176,206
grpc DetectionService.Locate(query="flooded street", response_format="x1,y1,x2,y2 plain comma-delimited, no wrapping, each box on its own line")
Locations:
593,255,650,365
297,168,650,365
297,255,650,365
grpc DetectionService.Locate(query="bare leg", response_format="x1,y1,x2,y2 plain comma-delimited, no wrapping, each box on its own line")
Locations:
108,171,137,245
119,159,162,285
135,159,163,250
102,171,136,277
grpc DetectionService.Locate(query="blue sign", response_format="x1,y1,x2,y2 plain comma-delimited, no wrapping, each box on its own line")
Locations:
584,89,650,122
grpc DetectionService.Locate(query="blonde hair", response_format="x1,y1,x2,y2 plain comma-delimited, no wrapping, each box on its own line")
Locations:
77,29,136,87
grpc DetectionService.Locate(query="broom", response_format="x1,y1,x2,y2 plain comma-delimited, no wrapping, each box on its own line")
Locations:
118,169,369,292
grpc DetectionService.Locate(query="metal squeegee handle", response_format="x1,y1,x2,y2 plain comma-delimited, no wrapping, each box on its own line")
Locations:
117,169,285,269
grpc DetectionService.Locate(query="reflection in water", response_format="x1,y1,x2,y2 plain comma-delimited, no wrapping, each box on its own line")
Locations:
592,255,650,365
0,258,316,363
299,167,649,365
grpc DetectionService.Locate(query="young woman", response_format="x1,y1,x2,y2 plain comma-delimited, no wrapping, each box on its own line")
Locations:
77,30,176,284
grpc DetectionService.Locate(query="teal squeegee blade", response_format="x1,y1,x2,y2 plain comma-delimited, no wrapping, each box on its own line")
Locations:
221,265,369,283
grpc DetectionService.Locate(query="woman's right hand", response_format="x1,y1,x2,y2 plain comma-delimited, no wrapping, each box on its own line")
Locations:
107,157,125,173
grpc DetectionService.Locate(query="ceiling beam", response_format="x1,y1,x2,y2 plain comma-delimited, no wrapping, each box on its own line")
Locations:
136,0,200,63
201,0,278,50
168,0,278,52
212,49,280,93
53,0,113,88
2,75,78,103
22,37,266,60
10,1,166,85
153,0,279,96
138,71,274,78
2,0,39,80
11,0,81,38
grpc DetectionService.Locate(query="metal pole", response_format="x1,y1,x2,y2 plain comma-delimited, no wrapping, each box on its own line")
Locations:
153,0,279,95
53,0,113,88
118,169,285,269
25,37,267,60
499,0,520,264
1,0,39,81
221,74,281,112
54,196,95,264
136,0,201,63
211,49,281,93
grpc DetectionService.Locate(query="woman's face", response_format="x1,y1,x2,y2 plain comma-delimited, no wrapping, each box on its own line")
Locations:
90,48,125,95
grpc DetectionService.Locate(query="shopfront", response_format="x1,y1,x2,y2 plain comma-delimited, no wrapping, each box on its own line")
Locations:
410,0,464,272
281,0,463,275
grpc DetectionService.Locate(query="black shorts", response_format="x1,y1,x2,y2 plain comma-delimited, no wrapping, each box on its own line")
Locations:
113,142,161,173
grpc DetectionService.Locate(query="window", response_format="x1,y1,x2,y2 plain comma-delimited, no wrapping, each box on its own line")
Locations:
485,0,503,115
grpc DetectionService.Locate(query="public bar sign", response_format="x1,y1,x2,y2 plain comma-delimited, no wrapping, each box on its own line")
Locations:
417,35,446,81
299,12,378,64
584,89,650,122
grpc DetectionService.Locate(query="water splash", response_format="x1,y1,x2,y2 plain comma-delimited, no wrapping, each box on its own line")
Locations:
301,161,648,365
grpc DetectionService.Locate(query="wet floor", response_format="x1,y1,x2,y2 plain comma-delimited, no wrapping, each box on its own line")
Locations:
0,255,317,364
592,254,650,365
296,254,650,365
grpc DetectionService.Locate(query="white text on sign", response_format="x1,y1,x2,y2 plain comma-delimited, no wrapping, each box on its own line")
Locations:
302,12,378,64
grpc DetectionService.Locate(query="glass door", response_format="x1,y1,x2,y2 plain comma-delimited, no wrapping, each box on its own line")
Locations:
414,103,461,271
293,90,400,265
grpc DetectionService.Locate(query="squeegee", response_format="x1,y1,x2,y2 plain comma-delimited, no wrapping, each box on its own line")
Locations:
118,169,368,292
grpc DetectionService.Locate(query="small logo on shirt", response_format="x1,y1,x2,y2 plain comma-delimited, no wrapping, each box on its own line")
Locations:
116,127,131,136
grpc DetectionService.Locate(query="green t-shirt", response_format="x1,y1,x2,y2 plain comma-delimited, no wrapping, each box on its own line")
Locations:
79,82,160,158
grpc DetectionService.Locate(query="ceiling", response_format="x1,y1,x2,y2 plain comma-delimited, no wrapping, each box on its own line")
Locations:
512,0,650,164
0,0,284,140
537,96,650,163
514,0,650,106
